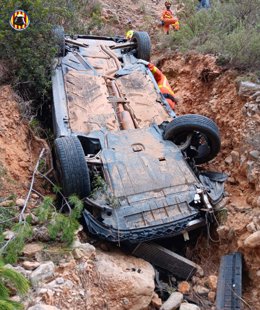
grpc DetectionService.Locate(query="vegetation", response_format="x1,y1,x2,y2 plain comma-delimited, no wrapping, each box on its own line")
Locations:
0,187,84,308
0,163,7,190
0,261,29,310
91,175,119,208
0,194,84,265
0,0,101,102
36,195,84,245
1,223,33,265
168,0,260,72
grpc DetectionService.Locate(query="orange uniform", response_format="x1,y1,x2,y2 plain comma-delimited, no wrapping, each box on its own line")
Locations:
161,9,179,34
148,63,176,110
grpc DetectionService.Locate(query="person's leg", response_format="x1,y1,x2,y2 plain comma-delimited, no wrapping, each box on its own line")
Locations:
201,0,210,8
205,0,210,8
163,24,170,34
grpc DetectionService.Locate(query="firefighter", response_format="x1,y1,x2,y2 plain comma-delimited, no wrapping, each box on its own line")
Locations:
161,1,179,34
148,62,178,110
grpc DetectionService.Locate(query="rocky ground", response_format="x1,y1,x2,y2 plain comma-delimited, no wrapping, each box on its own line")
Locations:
0,1,260,309
159,53,260,308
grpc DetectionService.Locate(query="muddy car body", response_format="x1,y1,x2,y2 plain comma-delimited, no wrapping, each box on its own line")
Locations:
52,31,226,243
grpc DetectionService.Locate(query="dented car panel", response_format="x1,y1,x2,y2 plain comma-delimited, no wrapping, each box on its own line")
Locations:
52,33,226,243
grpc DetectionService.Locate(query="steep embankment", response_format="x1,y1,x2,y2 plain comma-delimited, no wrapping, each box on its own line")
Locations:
159,52,260,307
0,85,44,198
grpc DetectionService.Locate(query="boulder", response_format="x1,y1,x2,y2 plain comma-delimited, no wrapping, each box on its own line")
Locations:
230,150,240,163
179,303,200,310
253,215,260,230
195,266,204,277
208,291,216,303
251,91,260,99
244,231,260,248
72,241,96,259
94,251,155,310
225,155,233,165
193,285,209,295
237,81,260,98
246,222,257,233
151,292,162,308
207,275,218,291
16,198,25,207
44,277,65,289
23,243,44,257
3,230,15,240
72,248,85,259
10,295,21,302
160,292,183,310
249,150,260,160
22,261,40,270
30,261,55,287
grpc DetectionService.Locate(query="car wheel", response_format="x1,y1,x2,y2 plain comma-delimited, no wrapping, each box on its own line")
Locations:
54,136,91,198
132,31,151,61
164,114,221,164
52,26,65,57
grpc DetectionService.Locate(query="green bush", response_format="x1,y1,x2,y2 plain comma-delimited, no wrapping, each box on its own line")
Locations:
1,223,33,264
36,195,84,246
0,0,89,100
167,0,260,72
0,261,29,310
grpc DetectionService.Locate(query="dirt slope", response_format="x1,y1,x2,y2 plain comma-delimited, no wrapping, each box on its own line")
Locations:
0,85,44,198
159,53,260,307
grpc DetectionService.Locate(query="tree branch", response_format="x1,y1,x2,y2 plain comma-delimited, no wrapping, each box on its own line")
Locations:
19,148,46,223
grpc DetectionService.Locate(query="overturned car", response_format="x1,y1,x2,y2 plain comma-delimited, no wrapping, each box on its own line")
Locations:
51,29,226,243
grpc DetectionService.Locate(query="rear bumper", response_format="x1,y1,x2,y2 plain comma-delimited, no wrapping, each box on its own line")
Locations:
83,209,204,243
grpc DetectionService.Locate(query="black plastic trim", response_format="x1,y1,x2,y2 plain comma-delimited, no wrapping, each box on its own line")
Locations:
83,209,202,243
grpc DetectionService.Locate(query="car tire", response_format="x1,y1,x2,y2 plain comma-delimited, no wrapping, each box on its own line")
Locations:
52,26,65,57
164,114,221,164
132,31,151,61
54,136,91,198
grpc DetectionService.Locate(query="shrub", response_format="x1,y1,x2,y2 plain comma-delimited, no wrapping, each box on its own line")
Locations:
36,195,84,246
167,0,260,72
1,223,33,264
0,261,29,310
0,0,89,101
